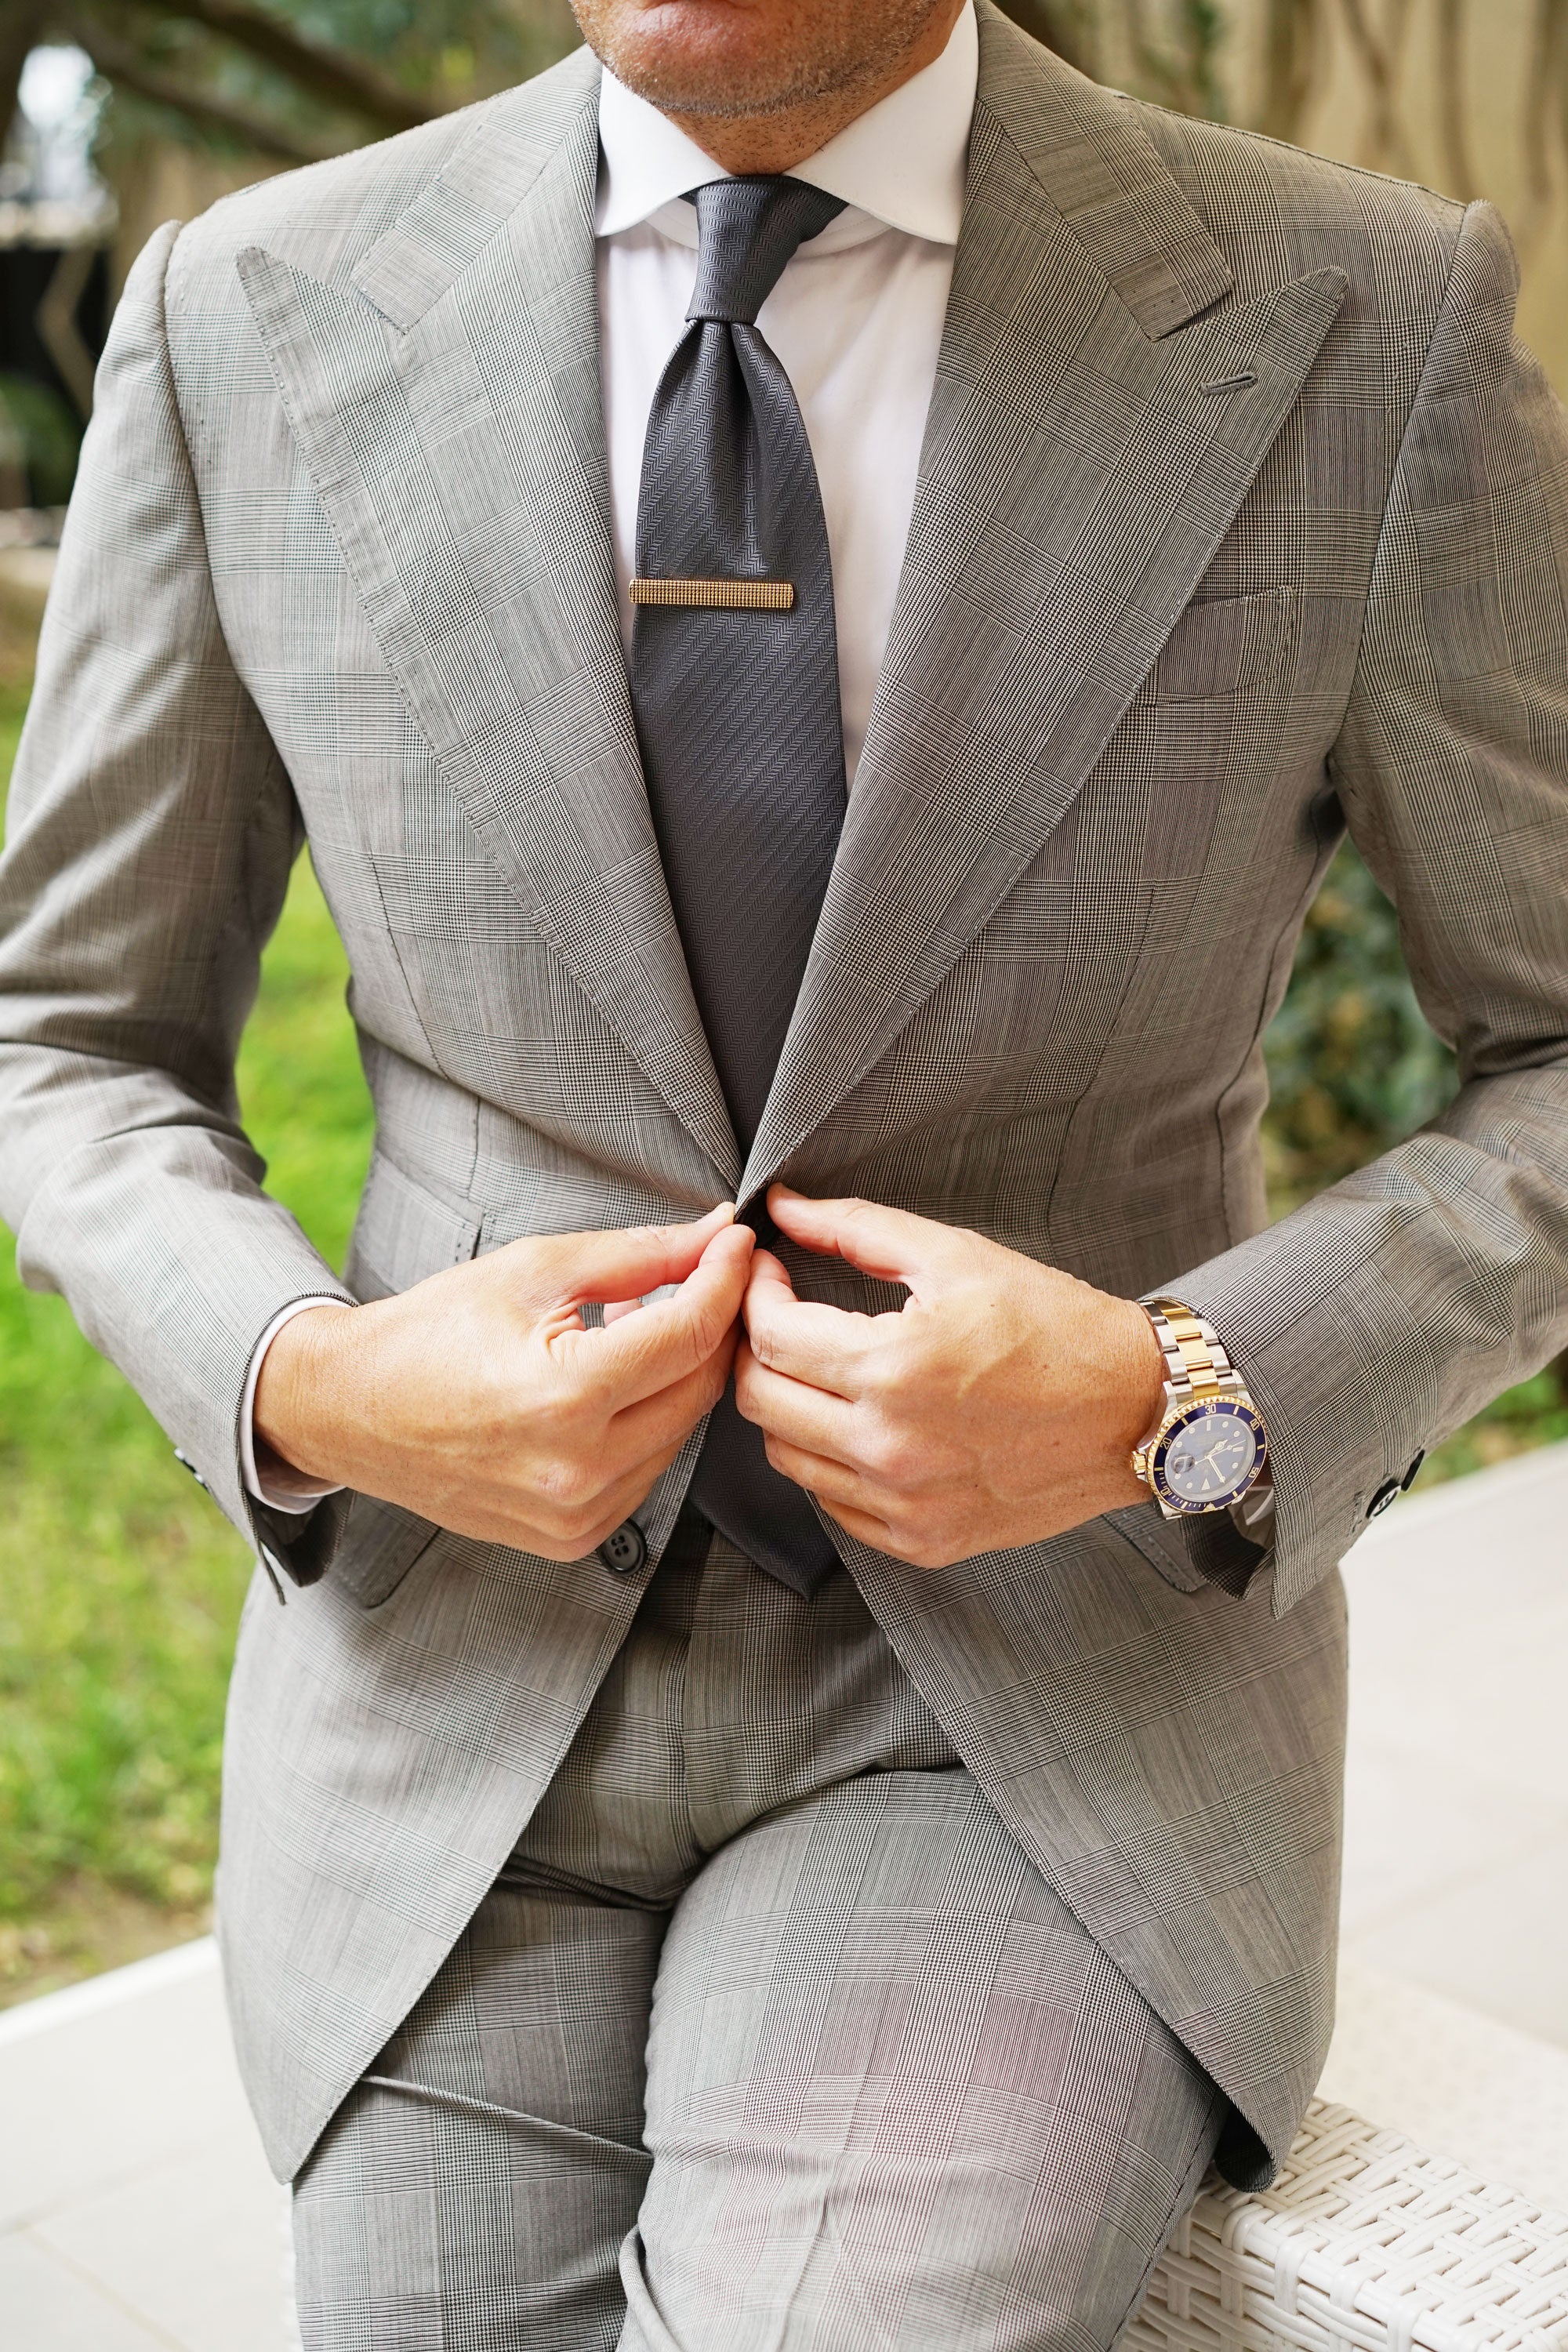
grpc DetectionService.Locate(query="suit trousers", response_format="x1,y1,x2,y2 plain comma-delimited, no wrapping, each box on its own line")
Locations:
291,1513,1225,2352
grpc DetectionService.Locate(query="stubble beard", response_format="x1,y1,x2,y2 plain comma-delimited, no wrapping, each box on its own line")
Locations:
572,0,954,122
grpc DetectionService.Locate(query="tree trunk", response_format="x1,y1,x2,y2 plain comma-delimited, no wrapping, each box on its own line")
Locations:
1258,0,1319,140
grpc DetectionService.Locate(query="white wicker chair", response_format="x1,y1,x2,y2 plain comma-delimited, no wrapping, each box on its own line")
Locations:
1135,2100,1568,2352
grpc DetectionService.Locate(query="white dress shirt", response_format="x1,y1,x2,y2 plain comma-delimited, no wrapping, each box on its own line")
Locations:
242,6,979,1512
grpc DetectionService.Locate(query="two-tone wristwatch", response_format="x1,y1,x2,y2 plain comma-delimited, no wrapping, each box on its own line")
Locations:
1131,1296,1268,1518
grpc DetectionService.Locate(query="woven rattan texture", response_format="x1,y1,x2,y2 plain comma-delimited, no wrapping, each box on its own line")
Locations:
1134,2101,1568,2352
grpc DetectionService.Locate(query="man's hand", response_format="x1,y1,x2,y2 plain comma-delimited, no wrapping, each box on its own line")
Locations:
255,1203,753,1559
735,1187,1165,1569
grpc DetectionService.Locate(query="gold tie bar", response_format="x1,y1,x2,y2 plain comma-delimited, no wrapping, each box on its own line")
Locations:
630,577,795,612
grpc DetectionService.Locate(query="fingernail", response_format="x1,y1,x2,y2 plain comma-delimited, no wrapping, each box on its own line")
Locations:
704,1225,750,1255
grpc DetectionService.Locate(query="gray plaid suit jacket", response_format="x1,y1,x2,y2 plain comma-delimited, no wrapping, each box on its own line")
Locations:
4,1,1568,2192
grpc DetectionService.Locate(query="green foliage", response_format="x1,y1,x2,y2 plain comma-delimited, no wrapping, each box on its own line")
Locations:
0,373,82,508
0,1287,249,1915
226,835,375,1273
1263,836,1457,1214
1421,1363,1568,1480
78,0,580,172
0,680,25,778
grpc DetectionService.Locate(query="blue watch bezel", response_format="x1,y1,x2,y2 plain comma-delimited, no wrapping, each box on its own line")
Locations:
1150,1396,1268,1515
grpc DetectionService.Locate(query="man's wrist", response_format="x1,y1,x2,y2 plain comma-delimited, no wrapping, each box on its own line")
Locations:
1122,1296,1168,1446
251,1300,358,1497
1089,1296,1169,1516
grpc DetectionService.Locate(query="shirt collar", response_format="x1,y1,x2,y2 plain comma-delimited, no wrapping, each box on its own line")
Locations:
594,0,977,249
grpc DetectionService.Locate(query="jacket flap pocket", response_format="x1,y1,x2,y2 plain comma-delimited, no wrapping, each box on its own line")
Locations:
1097,1501,1210,1594
330,1490,443,1610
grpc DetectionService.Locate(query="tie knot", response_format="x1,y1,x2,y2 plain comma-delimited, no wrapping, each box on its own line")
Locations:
686,177,846,326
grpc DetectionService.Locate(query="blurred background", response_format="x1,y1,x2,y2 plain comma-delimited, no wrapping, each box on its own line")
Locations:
1,0,1564,2009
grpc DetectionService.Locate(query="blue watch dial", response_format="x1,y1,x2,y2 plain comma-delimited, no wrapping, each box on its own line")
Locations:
1152,1399,1266,1512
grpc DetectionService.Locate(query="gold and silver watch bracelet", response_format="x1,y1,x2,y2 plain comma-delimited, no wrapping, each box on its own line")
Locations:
1131,1294,1269,1515
1138,1295,1239,1403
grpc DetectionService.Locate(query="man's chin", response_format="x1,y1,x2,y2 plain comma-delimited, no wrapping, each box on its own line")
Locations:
577,0,880,122
595,49,852,124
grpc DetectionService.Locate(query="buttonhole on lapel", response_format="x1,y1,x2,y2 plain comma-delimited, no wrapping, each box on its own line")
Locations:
1200,370,1258,396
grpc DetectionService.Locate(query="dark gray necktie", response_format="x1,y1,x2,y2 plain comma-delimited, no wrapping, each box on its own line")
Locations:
629,176,848,1596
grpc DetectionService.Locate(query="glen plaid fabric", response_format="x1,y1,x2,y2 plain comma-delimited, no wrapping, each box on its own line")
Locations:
292,1523,1224,2352
631,176,849,1596
3,0,1568,2196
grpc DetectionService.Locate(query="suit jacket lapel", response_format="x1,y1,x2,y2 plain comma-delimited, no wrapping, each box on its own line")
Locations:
746,7,1345,1200
238,50,739,1186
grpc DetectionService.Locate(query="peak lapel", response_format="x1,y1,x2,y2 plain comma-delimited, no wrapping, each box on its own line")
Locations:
238,52,739,1186
746,9,1345,1200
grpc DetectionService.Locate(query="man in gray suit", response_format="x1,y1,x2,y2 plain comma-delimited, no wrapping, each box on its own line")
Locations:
3,0,1567,2341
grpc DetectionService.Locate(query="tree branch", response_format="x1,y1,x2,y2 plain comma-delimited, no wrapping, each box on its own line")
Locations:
1334,0,1413,172
1258,0,1320,140
60,5,338,160
137,0,435,132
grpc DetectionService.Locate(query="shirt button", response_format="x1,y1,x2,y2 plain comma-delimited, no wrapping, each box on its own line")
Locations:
599,1521,648,1575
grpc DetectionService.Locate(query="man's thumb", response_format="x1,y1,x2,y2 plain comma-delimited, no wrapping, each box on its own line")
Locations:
766,1187,947,1288
535,1204,735,1307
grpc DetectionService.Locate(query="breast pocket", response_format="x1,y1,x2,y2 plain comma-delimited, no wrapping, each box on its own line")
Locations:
1122,585,1301,873
1141,587,1293,702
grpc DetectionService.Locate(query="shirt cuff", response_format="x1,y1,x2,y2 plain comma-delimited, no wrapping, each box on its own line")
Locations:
241,1297,349,1515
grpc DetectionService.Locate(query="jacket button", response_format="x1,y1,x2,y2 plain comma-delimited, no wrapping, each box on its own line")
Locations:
599,1521,648,1575
1400,1450,1426,1491
1367,1479,1402,1519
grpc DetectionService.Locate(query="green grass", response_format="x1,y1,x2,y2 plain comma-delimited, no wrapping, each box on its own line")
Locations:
0,662,1562,1998
0,681,25,783
0,676,372,1996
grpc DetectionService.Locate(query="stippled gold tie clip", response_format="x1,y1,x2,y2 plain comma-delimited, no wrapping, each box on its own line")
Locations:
630,578,795,612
